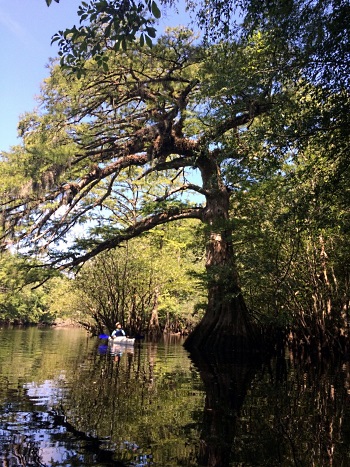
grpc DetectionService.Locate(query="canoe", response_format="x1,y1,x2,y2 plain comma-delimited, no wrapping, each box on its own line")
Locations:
108,336,135,345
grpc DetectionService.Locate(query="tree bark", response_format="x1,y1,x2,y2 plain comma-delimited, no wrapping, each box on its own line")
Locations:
148,286,162,339
185,153,258,352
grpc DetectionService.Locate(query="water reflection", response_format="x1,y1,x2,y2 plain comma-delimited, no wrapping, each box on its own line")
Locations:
189,349,350,466
1,327,350,466
0,328,203,466
187,350,261,466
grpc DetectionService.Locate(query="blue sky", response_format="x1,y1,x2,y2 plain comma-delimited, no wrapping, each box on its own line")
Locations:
0,0,190,153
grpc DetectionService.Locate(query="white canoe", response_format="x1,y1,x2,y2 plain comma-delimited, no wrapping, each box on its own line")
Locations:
108,336,135,345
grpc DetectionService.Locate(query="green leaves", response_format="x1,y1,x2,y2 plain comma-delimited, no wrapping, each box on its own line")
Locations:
140,25,156,48
73,225,205,334
50,0,162,75
150,0,161,19
0,252,61,324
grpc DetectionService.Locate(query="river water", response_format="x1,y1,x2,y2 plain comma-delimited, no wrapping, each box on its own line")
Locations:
1,327,350,466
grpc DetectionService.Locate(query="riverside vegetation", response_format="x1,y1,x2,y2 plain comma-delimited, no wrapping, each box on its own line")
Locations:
0,0,349,357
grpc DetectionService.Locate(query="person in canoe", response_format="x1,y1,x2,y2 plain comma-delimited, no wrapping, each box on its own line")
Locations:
111,322,126,338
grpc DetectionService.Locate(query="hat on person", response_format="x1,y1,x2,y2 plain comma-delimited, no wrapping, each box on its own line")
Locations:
115,322,121,327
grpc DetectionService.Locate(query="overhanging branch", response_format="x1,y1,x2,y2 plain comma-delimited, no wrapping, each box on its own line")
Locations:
55,206,203,270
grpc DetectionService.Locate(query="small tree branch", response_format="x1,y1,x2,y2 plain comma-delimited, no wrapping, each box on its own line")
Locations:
155,184,208,201
55,206,203,270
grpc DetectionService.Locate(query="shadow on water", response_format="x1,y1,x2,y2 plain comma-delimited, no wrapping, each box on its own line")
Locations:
188,346,350,466
187,349,262,467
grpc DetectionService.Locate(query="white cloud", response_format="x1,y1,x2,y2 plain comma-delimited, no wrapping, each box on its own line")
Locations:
0,6,38,49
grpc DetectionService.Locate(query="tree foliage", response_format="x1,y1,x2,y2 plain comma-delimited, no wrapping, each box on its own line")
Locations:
0,28,275,269
49,0,162,76
230,80,350,350
1,26,280,349
0,252,62,323
3,0,349,350
73,222,205,335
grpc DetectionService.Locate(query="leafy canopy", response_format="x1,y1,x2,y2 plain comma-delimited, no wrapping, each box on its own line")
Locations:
1,27,278,270
48,0,161,76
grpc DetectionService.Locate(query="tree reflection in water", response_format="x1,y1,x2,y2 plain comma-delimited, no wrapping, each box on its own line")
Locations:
1,328,350,465
189,348,350,466
188,349,261,466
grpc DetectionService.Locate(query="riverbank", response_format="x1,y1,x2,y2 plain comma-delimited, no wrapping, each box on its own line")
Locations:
0,318,82,328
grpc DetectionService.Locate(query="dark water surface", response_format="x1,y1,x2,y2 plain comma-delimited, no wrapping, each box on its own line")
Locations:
1,327,350,466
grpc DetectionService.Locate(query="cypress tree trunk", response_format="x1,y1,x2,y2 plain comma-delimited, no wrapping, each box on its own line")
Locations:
185,153,258,352
149,286,162,338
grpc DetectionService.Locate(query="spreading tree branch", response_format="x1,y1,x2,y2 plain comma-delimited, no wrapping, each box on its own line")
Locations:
53,205,203,270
